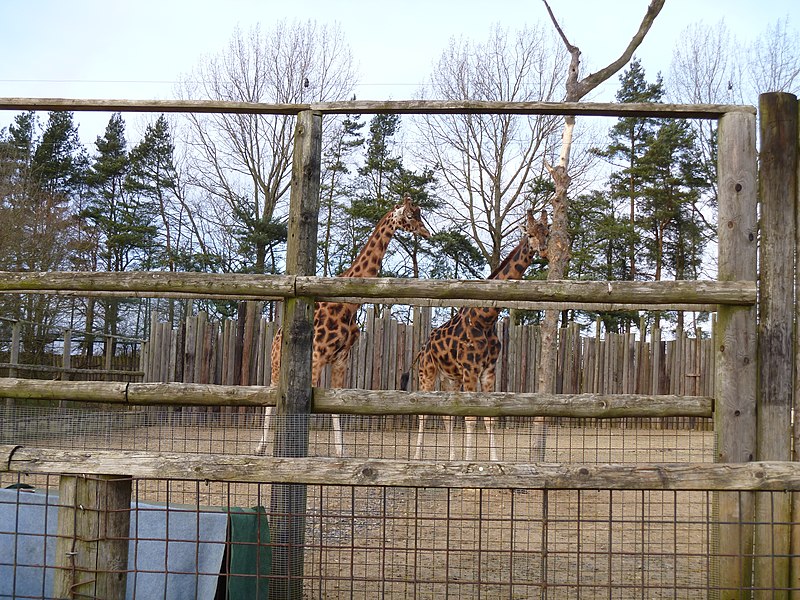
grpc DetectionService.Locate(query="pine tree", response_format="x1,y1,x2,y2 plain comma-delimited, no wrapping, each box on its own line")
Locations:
350,114,436,279
595,58,665,282
637,119,711,332
81,113,157,351
318,114,364,277
126,115,179,272
0,112,85,354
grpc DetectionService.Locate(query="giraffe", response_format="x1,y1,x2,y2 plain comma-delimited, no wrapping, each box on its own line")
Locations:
406,209,549,461
255,195,431,457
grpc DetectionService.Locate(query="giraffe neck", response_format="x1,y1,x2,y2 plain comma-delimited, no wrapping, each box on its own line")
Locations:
465,240,536,329
340,211,398,278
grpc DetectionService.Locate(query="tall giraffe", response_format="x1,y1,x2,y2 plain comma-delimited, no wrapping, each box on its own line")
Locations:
407,209,549,461
256,195,431,456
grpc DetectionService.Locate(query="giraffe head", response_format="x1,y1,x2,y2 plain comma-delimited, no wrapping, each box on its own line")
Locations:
390,195,431,238
523,209,550,258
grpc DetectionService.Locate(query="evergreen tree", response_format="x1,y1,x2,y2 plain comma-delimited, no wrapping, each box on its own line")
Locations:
81,113,157,350
595,58,664,282
349,114,436,278
637,119,711,332
0,112,84,354
318,114,364,277
358,113,403,205
427,229,486,280
569,190,638,333
126,115,179,272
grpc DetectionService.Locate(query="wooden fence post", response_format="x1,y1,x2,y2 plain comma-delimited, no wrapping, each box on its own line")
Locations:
53,474,132,599
715,107,758,598
62,328,72,381
269,109,322,599
754,92,797,596
9,320,20,378
6,320,20,408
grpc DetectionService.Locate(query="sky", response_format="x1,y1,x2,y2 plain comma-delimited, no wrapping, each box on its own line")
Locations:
0,0,797,145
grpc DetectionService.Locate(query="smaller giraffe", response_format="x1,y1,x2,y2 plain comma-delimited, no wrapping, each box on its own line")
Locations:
256,196,431,457
406,209,549,461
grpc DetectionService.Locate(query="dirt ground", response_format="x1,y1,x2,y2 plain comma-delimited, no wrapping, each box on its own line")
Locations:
3,412,719,599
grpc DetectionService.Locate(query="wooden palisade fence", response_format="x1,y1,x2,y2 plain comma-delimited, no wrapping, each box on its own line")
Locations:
137,305,715,430
0,93,794,599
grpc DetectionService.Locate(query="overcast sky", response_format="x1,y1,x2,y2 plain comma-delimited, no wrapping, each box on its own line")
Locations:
1,0,796,143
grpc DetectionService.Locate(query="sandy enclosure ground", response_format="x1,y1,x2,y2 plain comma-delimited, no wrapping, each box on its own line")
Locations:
3,412,719,599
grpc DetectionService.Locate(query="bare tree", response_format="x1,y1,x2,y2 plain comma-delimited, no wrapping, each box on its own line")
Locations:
745,16,800,97
668,16,800,253
416,23,567,270
179,20,356,273
538,0,665,393
668,20,742,209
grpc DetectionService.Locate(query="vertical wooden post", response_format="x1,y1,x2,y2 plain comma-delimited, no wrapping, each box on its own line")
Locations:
7,320,20,408
715,108,758,599
754,92,797,597
104,335,113,382
9,320,20,377
53,474,132,599
269,109,322,599
62,328,72,381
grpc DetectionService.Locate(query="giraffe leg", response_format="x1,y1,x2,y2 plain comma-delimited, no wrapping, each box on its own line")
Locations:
462,416,478,461
440,378,458,461
480,366,499,461
462,369,480,461
414,352,437,460
330,358,347,457
255,407,273,455
255,331,283,455
414,415,427,460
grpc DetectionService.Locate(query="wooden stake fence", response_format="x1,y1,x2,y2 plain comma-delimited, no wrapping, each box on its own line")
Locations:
0,96,775,599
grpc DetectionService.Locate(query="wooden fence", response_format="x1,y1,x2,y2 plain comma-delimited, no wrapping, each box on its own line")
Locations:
139,303,714,429
0,318,143,381
0,96,775,598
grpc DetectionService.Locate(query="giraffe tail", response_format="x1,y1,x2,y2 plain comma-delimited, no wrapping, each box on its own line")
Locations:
399,350,422,391
399,371,411,391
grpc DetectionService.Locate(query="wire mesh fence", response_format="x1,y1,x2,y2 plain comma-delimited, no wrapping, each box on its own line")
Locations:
3,472,791,598
0,404,763,598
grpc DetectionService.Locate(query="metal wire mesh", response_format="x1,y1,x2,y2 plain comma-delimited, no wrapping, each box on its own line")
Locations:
2,404,787,598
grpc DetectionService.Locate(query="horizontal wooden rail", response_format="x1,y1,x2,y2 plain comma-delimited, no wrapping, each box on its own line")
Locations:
0,271,756,307
0,98,756,118
0,445,793,491
0,363,143,377
0,377,712,418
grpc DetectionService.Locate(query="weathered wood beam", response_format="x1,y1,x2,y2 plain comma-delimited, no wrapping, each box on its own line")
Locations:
0,377,713,417
0,271,757,306
2,446,798,492
715,103,758,597
755,91,797,595
0,97,755,118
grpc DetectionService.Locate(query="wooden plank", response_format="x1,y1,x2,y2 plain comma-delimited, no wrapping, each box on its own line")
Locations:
8,447,800,492
715,108,759,598
0,271,756,305
0,376,711,417
0,97,756,118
